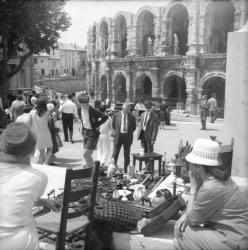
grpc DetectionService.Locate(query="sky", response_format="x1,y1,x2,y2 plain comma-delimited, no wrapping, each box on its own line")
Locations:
59,0,165,48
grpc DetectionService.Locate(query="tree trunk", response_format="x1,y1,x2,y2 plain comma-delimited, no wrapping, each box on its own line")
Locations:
0,31,10,108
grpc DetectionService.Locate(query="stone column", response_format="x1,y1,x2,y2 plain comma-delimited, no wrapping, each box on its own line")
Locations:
187,1,200,56
125,68,133,102
184,57,197,113
241,0,248,27
105,63,112,101
221,21,248,188
150,68,159,98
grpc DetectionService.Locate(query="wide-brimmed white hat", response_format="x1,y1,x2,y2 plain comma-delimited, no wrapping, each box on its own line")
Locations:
186,138,221,166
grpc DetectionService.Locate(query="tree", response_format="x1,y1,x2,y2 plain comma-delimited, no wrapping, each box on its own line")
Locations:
0,1,71,106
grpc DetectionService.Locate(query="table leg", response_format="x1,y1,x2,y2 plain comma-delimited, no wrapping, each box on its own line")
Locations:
133,157,136,168
158,158,162,176
139,160,142,172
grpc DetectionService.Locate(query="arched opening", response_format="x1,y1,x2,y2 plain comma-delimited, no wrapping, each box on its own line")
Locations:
114,15,127,58
136,10,155,57
163,75,187,109
135,74,152,101
202,77,225,118
166,4,189,55
114,74,127,102
100,21,109,58
205,0,234,53
100,75,107,101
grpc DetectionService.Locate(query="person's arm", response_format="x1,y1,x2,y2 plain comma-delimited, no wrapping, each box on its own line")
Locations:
35,198,62,213
151,113,159,144
73,103,79,120
58,104,63,113
95,108,108,128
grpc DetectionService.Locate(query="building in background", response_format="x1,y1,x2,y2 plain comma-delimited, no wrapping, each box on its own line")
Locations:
86,0,248,117
33,42,86,80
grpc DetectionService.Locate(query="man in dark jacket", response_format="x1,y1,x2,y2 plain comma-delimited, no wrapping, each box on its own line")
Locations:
137,100,159,153
112,103,136,173
78,94,108,168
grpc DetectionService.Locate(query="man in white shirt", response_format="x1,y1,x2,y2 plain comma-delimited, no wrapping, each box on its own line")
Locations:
59,93,78,143
78,94,108,169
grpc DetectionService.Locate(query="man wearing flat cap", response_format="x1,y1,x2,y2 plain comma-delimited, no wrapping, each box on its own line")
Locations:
78,94,108,169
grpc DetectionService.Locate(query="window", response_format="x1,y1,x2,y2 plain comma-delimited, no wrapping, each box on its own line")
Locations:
51,70,54,76
41,69,45,76
34,58,37,64
56,69,58,76
41,59,43,63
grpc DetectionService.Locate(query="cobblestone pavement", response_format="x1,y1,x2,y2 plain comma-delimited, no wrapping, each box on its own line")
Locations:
32,118,223,172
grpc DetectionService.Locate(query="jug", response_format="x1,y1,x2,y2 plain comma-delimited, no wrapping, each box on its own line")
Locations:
133,184,146,202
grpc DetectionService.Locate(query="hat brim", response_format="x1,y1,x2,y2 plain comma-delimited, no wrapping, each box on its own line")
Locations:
185,152,220,166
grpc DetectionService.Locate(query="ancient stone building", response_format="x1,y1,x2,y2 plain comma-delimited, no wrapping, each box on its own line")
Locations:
86,0,248,115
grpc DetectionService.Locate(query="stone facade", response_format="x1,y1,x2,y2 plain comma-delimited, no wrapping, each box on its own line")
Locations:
86,0,248,115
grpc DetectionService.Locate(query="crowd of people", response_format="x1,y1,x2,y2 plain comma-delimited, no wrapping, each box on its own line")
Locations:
0,90,247,250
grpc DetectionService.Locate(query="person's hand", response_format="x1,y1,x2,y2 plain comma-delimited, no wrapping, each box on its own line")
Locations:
45,199,63,213
189,169,202,193
174,214,187,238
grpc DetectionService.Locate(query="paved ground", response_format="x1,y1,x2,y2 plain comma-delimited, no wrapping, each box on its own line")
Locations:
32,117,224,172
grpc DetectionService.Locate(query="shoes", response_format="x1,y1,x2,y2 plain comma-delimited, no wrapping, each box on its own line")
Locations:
64,139,68,142
200,128,206,130
70,139,74,144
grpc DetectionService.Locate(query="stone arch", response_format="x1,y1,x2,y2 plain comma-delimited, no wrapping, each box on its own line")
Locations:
164,2,189,55
200,72,226,118
163,74,187,110
135,73,153,101
113,15,127,58
99,20,109,58
203,0,235,53
135,8,155,57
99,74,108,101
113,73,127,103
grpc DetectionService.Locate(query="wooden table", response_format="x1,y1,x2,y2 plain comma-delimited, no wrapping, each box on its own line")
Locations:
132,152,163,176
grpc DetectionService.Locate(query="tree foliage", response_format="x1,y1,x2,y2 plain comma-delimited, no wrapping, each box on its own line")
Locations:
0,0,71,103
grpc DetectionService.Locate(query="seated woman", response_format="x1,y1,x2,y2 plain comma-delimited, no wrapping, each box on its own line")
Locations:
174,138,248,250
0,122,62,250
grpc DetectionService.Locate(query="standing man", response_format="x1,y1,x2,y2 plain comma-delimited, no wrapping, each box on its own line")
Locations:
9,95,25,121
137,100,159,153
207,93,218,123
78,94,108,169
59,93,78,143
199,95,209,130
112,103,136,173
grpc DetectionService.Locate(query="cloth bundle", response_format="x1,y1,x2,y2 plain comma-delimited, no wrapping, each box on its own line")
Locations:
94,200,146,231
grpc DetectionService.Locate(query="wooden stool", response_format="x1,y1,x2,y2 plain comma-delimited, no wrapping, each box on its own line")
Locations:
132,152,163,176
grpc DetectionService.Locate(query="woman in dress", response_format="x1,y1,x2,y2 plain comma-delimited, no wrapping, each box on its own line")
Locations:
97,105,113,167
30,97,53,165
0,122,62,250
174,138,248,250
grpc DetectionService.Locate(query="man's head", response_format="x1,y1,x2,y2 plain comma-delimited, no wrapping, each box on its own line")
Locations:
144,100,152,111
211,93,216,98
78,94,90,109
122,103,130,114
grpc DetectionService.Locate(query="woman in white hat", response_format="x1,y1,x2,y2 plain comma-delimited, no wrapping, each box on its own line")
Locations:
174,138,248,250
